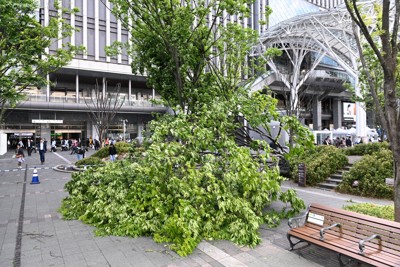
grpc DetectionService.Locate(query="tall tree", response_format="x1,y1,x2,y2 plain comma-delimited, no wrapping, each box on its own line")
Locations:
60,0,313,256
84,81,125,146
344,0,400,221
0,0,82,124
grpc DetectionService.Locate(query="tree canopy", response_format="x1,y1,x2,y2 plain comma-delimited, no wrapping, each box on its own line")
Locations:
61,0,314,256
344,0,400,221
0,0,82,123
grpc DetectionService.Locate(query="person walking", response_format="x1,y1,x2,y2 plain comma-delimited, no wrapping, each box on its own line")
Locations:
94,139,100,150
27,139,32,156
15,144,25,169
108,143,117,162
37,138,47,164
51,139,57,152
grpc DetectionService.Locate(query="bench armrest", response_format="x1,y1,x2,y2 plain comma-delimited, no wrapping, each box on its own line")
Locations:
319,223,341,240
359,234,382,255
288,206,310,229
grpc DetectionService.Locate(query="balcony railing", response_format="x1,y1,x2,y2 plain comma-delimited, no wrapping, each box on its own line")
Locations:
25,94,164,107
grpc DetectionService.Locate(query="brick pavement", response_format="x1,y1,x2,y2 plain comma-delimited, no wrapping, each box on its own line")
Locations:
0,148,393,266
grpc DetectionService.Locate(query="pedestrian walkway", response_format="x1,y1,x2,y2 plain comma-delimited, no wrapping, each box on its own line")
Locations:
0,148,394,266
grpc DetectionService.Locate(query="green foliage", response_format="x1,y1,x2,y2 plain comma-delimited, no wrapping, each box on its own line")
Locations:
61,0,311,257
61,97,306,256
90,142,133,159
75,157,103,167
290,146,348,186
343,203,394,221
343,142,389,156
0,0,84,123
337,149,394,199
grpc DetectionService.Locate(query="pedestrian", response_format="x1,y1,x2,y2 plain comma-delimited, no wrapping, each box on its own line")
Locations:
76,146,87,161
43,138,48,151
108,143,117,161
37,138,47,164
345,136,352,147
18,139,24,148
94,139,100,150
27,139,32,156
15,144,25,169
51,139,57,152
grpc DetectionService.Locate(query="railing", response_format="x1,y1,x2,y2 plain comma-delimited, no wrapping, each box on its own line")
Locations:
25,94,164,107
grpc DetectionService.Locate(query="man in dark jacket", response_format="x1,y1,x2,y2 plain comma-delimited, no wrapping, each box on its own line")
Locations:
37,138,47,164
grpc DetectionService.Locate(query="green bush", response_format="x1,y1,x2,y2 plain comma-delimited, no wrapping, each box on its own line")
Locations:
343,142,389,156
337,149,394,199
75,156,103,167
343,203,394,221
91,141,133,159
290,145,348,186
60,101,306,256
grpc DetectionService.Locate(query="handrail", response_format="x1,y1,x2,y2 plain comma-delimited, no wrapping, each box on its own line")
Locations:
320,223,341,241
359,234,382,255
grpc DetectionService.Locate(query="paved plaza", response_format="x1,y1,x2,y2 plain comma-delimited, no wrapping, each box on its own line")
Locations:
0,149,393,267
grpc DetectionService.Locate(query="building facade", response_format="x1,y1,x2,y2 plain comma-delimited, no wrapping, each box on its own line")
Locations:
3,0,355,147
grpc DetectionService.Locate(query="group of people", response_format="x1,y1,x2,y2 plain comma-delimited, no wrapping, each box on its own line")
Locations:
15,138,48,168
323,136,353,148
15,137,119,168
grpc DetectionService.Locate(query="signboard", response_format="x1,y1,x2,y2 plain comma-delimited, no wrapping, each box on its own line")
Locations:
307,212,325,226
343,102,356,122
298,163,306,187
32,119,63,124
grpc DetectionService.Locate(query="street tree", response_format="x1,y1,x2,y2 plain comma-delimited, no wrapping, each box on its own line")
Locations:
0,0,82,124
344,0,400,221
84,81,125,146
60,0,314,256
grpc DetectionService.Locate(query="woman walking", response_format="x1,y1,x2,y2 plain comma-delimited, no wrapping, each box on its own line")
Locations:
15,144,25,169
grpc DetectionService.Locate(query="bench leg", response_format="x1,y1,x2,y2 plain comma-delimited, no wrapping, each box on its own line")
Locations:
287,233,308,251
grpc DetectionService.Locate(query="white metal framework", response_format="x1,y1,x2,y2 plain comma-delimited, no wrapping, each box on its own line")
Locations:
250,1,379,136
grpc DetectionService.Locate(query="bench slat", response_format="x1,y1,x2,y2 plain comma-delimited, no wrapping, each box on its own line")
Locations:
287,203,400,267
289,227,400,262
289,230,400,266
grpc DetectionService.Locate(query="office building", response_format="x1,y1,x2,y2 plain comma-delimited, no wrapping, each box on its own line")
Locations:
2,0,356,146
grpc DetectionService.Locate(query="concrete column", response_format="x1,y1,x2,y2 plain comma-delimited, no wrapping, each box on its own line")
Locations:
128,80,131,102
75,74,79,103
312,96,322,130
71,0,75,45
137,122,144,144
40,124,51,145
106,0,110,62
102,77,106,96
332,99,342,129
83,0,87,59
94,0,99,61
46,74,50,102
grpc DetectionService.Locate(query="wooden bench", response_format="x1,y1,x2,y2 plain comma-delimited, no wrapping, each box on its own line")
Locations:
287,203,400,266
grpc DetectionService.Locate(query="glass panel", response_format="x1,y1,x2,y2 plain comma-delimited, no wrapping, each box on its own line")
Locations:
269,0,320,27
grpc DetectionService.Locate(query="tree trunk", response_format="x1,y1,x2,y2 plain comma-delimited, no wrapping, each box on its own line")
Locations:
394,161,400,222
394,148,400,222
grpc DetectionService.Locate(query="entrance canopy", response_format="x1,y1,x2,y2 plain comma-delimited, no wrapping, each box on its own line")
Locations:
249,1,379,137
250,3,364,77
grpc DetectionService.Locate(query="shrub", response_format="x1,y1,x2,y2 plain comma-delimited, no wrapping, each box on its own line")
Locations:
91,141,133,159
75,156,103,167
337,149,394,199
290,145,348,185
343,203,394,221
60,101,306,256
343,142,389,156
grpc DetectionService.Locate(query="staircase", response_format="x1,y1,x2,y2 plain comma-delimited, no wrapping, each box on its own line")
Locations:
317,164,352,190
